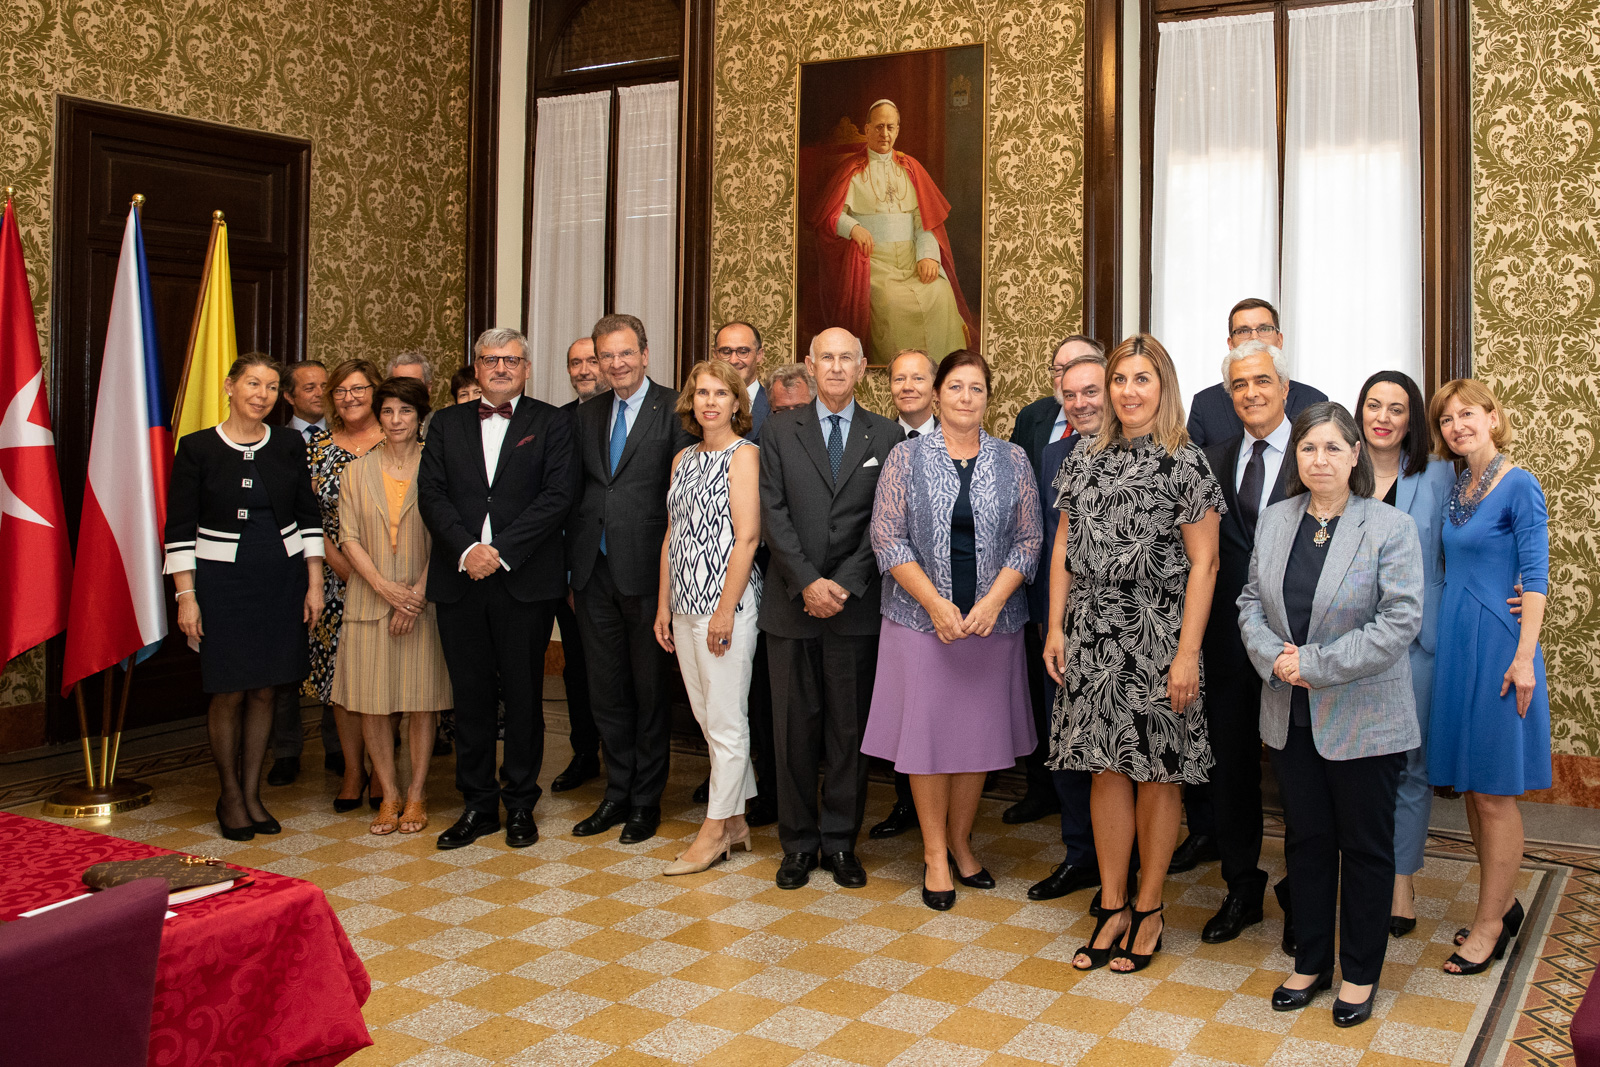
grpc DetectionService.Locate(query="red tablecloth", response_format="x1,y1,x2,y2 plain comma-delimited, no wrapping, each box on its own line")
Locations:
0,812,371,1067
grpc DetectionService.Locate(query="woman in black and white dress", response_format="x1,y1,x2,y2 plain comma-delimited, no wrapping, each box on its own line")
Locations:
166,353,325,840
653,359,763,875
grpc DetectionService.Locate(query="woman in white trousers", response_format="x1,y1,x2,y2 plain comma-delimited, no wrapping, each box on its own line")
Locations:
654,359,763,874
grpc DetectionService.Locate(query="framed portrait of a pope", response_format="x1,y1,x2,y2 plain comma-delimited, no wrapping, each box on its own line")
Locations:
796,44,986,366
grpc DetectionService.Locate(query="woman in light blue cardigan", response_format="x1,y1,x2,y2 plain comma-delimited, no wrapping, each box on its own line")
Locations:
1356,371,1453,937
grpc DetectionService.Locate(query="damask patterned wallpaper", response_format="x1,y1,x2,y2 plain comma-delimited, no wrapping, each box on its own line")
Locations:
0,0,471,709
708,0,1087,431
1470,0,1600,760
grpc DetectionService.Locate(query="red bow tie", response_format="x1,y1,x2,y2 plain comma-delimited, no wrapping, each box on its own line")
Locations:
478,401,513,420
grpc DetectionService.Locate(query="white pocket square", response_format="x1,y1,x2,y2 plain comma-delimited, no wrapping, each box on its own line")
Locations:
862,457,880,468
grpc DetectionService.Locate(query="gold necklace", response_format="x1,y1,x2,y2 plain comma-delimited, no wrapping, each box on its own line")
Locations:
1310,498,1347,546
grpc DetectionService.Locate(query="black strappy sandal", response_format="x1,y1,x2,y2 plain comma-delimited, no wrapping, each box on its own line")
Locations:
1111,904,1165,973
1072,902,1130,971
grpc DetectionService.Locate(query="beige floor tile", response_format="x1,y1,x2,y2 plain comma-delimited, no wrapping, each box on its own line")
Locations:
568,1003,674,1046
445,1016,552,1060
928,1006,1030,1050
815,1020,920,1065
695,1034,803,1066
1187,1021,1284,1065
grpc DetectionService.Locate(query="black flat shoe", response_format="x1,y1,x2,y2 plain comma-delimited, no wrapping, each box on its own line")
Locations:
266,757,300,787
324,751,346,776
1454,898,1522,947
1112,904,1164,973
821,851,867,888
869,802,919,839
505,808,539,848
1030,859,1101,901
619,806,661,845
216,801,255,842
1332,985,1377,1027
1389,915,1417,938
746,795,778,827
436,809,500,850
776,851,818,890
333,774,368,814
573,799,628,837
692,777,710,804
1203,893,1263,944
550,756,598,793
1168,833,1218,874
252,813,282,835
948,852,994,889
1444,916,1516,976
1272,970,1333,1011
922,864,955,911
1001,793,1060,825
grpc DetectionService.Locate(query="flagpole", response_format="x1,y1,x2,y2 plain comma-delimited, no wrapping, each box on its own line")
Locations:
71,684,96,787
106,662,135,787
171,209,223,428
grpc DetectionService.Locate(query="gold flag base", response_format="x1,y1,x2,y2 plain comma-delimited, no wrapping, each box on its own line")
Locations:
41,779,154,818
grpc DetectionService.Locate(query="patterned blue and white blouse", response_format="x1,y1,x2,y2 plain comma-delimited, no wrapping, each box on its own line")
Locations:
870,428,1043,634
666,438,763,616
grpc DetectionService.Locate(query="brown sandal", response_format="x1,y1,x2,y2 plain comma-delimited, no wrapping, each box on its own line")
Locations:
370,798,401,835
398,799,428,834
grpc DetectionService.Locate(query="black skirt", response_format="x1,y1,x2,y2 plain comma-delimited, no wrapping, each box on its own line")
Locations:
194,510,309,694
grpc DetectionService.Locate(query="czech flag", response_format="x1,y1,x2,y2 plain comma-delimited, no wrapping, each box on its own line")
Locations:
61,199,172,695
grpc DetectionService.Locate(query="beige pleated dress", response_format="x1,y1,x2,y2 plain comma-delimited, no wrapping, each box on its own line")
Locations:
330,447,453,715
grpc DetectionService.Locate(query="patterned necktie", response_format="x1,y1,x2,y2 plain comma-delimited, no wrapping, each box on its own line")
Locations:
907,429,921,439
827,414,844,481
609,402,629,475
478,400,514,420
1238,438,1269,537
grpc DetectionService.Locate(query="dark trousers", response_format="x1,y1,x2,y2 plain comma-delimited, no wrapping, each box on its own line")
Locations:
1021,626,1061,803
1185,649,1268,901
574,555,674,807
552,593,599,759
436,575,554,814
1271,723,1403,984
750,634,776,798
1053,769,1096,866
768,629,878,855
270,683,339,758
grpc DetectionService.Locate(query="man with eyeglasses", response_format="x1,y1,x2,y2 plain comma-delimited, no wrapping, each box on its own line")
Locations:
1010,335,1098,476
419,328,576,850
568,314,697,845
713,322,771,443
1185,298,1328,448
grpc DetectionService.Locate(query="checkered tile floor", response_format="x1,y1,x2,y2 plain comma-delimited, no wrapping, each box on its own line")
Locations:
13,721,1542,1067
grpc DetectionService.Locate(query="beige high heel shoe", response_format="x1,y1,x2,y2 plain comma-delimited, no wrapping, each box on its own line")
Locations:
663,829,753,876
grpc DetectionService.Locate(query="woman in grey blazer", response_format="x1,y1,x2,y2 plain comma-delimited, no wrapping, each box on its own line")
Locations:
1237,403,1423,1028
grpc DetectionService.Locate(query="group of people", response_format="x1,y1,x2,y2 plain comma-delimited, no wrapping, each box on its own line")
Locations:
163,297,1550,1029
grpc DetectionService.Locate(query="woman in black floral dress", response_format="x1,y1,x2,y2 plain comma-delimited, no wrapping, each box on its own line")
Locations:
1043,334,1223,974
306,358,386,811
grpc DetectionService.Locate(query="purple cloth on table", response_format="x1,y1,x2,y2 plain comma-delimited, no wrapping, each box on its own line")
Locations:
0,875,166,1067
863,618,1036,774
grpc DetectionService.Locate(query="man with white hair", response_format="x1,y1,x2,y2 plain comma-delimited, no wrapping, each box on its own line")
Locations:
810,99,974,363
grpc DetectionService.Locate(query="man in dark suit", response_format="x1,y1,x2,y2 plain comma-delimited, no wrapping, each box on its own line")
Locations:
1010,335,1097,474
568,314,697,844
550,337,604,794
760,327,903,889
1186,298,1327,448
1181,338,1296,943
714,321,772,443
418,328,576,850
1025,343,1107,900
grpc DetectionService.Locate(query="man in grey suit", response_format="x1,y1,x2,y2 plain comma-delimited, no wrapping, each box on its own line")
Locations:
1187,298,1327,448
760,327,903,889
568,314,696,844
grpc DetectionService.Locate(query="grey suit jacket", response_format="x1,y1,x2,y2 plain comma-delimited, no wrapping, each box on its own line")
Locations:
1236,493,1424,760
759,403,903,638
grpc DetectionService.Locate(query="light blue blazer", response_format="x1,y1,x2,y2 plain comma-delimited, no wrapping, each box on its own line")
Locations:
1394,459,1453,657
1237,493,1424,760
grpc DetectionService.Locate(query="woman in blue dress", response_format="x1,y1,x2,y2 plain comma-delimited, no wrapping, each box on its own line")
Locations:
1355,372,1453,938
1426,379,1549,976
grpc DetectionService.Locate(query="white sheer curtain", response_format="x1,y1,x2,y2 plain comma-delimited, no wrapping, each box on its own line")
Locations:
614,81,680,388
1282,0,1422,410
1151,12,1279,411
526,90,610,404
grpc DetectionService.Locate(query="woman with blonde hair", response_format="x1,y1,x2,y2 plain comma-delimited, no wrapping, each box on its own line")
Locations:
1427,379,1549,976
1044,333,1223,972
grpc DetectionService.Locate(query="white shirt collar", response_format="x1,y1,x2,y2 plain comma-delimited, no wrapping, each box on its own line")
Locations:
898,413,935,436
1247,415,1292,452
746,379,761,402
868,148,894,164
288,414,324,434
615,378,650,412
816,397,856,427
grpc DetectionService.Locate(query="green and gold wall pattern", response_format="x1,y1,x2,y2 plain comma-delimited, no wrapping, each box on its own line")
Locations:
1471,0,1600,767
0,0,471,710
708,0,1087,431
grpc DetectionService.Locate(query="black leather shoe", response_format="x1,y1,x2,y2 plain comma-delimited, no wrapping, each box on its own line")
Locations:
1274,879,1297,955
437,809,500,850
252,811,282,835
821,851,867,888
506,808,539,848
618,806,660,844
746,795,778,827
572,799,628,837
949,852,995,889
551,755,599,793
1029,859,1102,901
216,801,254,842
1272,970,1332,1011
1002,793,1061,825
267,757,300,787
1332,985,1377,1027
1202,893,1264,944
1389,915,1417,938
323,751,346,776
692,777,710,804
776,851,818,889
869,803,918,839
432,735,452,757
922,864,956,911
1168,833,1219,874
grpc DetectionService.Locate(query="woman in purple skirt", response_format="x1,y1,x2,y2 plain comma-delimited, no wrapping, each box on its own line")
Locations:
864,349,1043,911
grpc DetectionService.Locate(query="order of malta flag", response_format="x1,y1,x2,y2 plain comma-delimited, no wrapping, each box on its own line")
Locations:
60,199,172,695
0,192,73,669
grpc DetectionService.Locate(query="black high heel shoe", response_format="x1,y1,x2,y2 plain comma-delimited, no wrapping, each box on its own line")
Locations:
1272,970,1333,1011
1453,898,1522,947
1332,984,1377,1027
1073,902,1130,971
1111,904,1164,973
922,863,956,911
334,774,369,814
1444,911,1519,976
948,852,995,890
216,800,255,842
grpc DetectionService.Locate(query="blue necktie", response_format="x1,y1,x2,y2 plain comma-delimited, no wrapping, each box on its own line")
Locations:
602,401,628,554
827,414,844,481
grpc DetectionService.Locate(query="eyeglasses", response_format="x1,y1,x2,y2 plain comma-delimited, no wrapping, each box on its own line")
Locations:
598,349,639,364
1229,323,1280,340
714,346,756,359
477,355,525,369
332,384,372,399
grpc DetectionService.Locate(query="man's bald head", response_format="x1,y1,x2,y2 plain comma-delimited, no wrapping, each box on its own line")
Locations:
567,336,601,400
807,328,865,412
